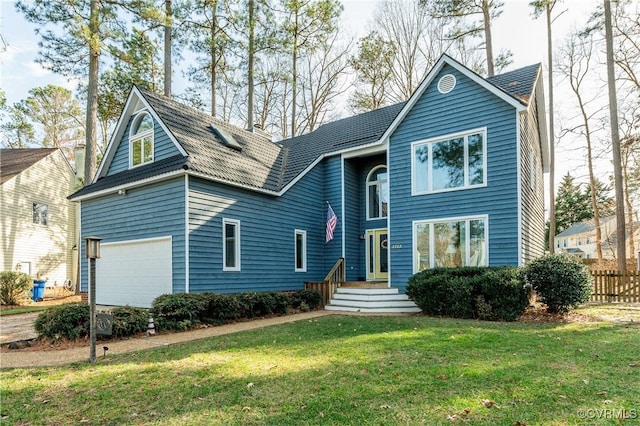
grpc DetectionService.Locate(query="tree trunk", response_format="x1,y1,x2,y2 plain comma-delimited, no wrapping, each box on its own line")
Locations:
482,0,494,77
604,0,627,272
84,0,100,185
164,0,172,97
247,0,255,131
291,9,299,137
546,1,556,254
210,3,218,118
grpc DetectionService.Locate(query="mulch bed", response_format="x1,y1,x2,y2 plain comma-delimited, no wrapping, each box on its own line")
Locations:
516,306,600,323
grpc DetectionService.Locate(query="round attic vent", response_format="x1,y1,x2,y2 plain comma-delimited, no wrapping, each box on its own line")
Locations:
437,74,456,94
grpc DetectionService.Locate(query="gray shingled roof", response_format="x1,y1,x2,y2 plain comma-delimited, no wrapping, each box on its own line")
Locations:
1,148,58,184
71,60,540,199
486,63,540,104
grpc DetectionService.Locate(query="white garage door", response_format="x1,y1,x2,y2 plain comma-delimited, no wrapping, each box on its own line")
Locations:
95,237,173,308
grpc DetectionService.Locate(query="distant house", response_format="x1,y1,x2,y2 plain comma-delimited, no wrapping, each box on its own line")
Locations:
69,54,548,310
556,216,640,259
1,148,78,287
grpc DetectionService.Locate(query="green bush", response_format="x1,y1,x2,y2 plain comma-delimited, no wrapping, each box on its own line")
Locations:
110,306,148,338
151,293,207,331
291,289,322,310
406,267,529,321
0,271,32,305
34,304,149,340
34,303,90,340
203,293,242,324
524,254,592,313
238,292,279,318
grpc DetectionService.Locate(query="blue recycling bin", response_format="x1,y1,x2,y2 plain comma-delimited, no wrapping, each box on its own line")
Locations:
32,280,46,302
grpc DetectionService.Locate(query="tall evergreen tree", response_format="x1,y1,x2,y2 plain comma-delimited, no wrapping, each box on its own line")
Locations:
16,0,157,184
554,173,593,234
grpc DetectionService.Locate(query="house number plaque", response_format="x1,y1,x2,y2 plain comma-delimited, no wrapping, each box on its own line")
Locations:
96,313,113,335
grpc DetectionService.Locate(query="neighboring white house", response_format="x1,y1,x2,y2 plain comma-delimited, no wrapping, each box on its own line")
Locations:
1,148,78,287
556,215,640,260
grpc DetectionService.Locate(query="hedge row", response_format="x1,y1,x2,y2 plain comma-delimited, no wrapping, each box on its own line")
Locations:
151,289,322,331
34,304,148,340
406,267,529,321
33,289,322,340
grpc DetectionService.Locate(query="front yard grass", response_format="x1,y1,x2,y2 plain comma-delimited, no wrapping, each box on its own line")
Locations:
1,315,639,425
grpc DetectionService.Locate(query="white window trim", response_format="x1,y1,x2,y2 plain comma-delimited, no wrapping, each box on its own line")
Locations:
411,127,488,196
222,218,241,272
412,214,489,273
294,229,307,272
366,165,388,221
129,111,155,169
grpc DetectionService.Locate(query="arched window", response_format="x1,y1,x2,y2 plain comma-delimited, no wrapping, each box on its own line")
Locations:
129,111,154,167
367,166,388,220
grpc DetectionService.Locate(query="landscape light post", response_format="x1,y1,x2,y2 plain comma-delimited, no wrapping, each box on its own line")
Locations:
85,236,101,363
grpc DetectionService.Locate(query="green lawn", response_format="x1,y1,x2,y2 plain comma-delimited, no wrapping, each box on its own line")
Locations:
1,315,639,425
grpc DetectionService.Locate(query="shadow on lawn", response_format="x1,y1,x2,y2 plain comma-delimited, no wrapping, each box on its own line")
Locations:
3,316,639,425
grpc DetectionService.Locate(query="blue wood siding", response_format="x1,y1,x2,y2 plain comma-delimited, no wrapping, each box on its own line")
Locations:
107,110,183,175
388,64,519,291
343,159,362,280
188,164,326,294
79,178,186,293
323,156,343,273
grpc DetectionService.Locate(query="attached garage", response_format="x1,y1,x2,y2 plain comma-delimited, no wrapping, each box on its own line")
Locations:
95,236,173,308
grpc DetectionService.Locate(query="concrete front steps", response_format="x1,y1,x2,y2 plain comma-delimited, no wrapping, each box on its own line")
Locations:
325,287,421,313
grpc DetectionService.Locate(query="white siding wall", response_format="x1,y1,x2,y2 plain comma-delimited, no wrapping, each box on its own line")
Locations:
0,151,77,286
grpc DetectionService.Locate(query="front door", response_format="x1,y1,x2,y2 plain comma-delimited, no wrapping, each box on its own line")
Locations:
366,229,388,281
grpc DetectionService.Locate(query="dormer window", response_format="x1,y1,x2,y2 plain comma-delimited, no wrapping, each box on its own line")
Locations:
129,111,154,167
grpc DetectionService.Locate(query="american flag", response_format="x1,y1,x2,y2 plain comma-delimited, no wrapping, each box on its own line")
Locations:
326,204,338,243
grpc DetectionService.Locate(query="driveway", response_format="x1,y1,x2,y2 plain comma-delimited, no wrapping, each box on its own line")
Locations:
0,313,38,344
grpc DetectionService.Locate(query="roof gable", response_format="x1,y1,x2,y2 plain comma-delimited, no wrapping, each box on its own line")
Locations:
73,58,544,200
1,148,59,184
380,54,537,143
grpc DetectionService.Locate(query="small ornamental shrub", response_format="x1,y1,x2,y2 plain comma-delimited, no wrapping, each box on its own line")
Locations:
0,271,32,305
238,292,277,318
110,306,148,338
203,293,243,324
35,303,90,340
406,267,529,321
292,289,322,310
524,254,592,313
151,293,207,331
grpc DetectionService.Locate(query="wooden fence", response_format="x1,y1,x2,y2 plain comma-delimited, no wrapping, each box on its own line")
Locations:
590,270,640,302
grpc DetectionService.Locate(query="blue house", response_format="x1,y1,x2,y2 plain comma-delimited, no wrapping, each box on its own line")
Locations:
70,55,548,311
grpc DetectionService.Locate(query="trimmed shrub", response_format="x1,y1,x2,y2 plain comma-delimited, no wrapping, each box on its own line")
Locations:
406,267,529,321
0,271,32,305
35,303,90,340
151,293,207,331
475,267,529,321
238,292,278,318
524,254,592,313
291,289,322,310
203,293,243,324
34,304,149,340
110,306,148,338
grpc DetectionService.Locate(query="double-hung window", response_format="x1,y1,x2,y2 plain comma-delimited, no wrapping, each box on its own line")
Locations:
129,111,154,168
413,216,487,271
294,230,307,272
412,128,486,194
33,203,49,226
222,218,241,271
